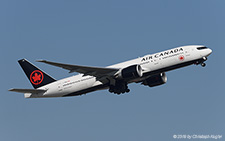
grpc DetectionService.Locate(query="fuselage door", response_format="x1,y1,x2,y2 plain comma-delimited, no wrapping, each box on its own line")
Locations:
185,48,191,57
58,82,63,92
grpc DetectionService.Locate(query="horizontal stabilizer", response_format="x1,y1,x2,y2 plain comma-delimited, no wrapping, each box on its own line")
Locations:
9,88,46,94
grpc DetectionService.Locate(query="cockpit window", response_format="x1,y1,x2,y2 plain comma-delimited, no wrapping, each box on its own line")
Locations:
197,47,208,50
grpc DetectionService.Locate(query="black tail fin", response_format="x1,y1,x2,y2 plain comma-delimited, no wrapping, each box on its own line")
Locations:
18,59,56,89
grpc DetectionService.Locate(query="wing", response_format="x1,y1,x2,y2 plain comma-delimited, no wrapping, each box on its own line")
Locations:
9,88,46,94
36,60,119,78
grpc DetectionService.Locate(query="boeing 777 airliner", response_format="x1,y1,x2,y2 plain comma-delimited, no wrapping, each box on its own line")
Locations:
9,45,212,98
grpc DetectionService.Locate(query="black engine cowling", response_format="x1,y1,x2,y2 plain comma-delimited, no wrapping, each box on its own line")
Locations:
142,72,167,87
116,65,143,79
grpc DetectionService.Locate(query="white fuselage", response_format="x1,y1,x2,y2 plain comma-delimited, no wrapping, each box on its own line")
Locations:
25,45,212,98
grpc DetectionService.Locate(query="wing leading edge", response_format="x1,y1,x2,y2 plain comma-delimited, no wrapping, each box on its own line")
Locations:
36,60,119,78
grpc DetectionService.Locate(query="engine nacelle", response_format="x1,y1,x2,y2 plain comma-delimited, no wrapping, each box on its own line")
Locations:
142,72,167,87
116,65,143,79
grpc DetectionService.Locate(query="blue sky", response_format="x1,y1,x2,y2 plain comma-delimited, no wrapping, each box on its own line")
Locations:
1,0,224,140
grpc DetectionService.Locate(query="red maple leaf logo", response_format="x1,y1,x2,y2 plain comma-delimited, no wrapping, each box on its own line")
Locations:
32,73,41,82
30,70,44,85
179,55,184,61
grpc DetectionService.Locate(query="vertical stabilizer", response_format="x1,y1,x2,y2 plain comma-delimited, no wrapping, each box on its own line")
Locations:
18,59,56,89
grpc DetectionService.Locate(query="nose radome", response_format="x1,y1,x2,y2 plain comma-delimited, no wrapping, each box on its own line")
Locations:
208,48,213,55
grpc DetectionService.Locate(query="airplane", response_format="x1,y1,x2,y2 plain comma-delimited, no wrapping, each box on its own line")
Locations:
9,45,212,98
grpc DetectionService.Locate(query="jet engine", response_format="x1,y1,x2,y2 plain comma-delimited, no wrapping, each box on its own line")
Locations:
116,65,143,79
142,72,167,87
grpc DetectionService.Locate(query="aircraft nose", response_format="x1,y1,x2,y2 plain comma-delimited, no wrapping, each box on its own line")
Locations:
208,48,213,56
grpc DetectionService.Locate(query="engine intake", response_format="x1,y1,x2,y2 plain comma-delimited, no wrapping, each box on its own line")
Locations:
116,65,143,79
142,72,167,87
